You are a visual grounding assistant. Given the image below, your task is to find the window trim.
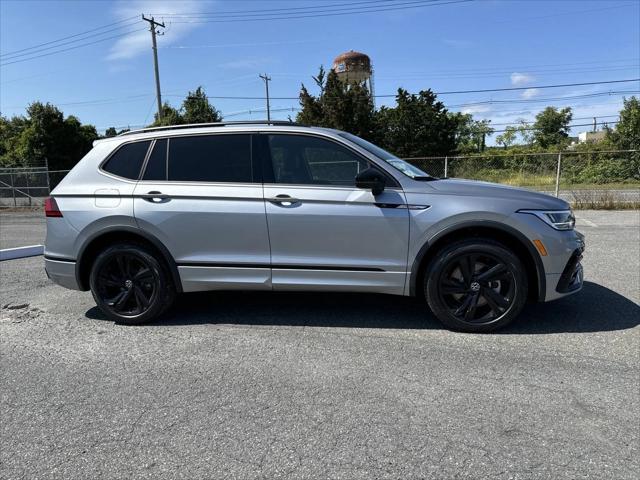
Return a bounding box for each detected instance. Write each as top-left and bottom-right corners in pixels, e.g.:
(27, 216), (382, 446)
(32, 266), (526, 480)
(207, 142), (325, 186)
(259, 132), (401, 189)
(140, 138), (169, 182)
(98, 139), (153, 182)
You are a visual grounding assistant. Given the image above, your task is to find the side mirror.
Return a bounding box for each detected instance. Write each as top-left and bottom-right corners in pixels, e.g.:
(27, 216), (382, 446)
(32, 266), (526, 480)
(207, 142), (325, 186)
(355, 168), (386, 196)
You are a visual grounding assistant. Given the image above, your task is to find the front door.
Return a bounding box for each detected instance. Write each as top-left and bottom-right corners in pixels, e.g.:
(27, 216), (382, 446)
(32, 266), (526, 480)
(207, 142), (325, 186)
(260, 133), (409, 295)
(133, 134), (271, 292)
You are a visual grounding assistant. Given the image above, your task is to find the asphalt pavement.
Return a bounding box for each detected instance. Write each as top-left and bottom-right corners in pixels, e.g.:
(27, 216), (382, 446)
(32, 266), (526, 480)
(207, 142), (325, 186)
(1, 210), (638, 479)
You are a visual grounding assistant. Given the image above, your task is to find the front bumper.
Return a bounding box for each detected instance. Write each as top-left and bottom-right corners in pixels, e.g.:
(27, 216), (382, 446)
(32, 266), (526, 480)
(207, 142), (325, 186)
(543, 231), (585, 302)
(44, 257), (81, 290)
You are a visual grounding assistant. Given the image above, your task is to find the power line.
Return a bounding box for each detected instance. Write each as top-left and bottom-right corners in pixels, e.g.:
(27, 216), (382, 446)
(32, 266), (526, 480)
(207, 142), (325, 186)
(488, 115), (619, 127)
(414, 79), (640, 97)
(157, 79), (640, 100)
(447, 90), (640, 108)
(491, 120), (619, 134)
(151, 0), (408, 16)
(0, 16), (139, 58)
(6, 81), (635, 111)
(0, 28), (147, 67)
(166, 0), (473, 24)
(0, 21), (141, 61)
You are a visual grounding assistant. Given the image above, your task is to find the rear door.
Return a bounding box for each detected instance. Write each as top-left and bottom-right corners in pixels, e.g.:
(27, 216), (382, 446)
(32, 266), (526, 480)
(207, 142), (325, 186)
(260, 133), (409, 295)
(133, 134), (271, 292)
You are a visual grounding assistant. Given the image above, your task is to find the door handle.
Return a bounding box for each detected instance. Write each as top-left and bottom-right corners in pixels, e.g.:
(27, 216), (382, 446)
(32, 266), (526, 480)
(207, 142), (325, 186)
(141, 191), (170, 203)
(267, 194), (300, 206)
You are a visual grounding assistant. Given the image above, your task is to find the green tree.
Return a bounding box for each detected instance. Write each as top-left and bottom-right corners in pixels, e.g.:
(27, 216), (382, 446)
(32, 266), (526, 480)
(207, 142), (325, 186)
(495, 125), (518, 149)
(151, 102), (184, 127)
(448, 113), (494, 153)
(516, 119), (534, 145)
(297, 66), (376, 140)
(0, 102), (97, 170)
(532, 107), (573, 148)
(104, 127), (118, 138)
(375, 89), (457, 157)
(0, 114), (30, 166)
(609, 96), (640, 150)
(182, 86), (222, 124)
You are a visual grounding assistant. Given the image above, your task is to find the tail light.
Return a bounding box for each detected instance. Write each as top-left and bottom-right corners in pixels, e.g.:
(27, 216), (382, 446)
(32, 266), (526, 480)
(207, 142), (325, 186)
(45, 197), (63, 217)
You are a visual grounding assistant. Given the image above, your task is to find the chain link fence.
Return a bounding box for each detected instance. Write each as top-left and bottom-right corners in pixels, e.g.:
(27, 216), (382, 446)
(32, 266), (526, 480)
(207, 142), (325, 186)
(1, 150), (638, 208)
(405, 150), (640, 207)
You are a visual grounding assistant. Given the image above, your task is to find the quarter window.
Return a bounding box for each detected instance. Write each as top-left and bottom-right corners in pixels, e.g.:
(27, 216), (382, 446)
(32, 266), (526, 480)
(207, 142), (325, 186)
(267, 135), (368, 186)
(102, 141), (151, 180)
(168, 134), (252, 183)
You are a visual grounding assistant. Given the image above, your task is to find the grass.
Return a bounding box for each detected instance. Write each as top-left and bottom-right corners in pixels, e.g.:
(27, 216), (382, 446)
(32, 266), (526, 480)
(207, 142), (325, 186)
(569, 190), (640, 210)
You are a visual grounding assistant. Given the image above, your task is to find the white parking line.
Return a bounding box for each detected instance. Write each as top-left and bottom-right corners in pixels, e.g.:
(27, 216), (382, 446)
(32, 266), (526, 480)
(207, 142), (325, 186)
(0, 245), (44, 261)
(576, 216), (598, 227)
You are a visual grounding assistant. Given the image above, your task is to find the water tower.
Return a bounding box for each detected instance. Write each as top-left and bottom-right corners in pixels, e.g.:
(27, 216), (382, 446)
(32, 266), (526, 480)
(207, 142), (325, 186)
(332, 50), (375, 100)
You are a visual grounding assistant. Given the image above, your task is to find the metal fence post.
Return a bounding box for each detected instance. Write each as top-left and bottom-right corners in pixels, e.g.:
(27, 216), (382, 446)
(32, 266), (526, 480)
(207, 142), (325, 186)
(25, 172), (31, 206)
(45, 158), (51, 195)
(554, 152), (562, 198)
(10, 173), (17, 207)
(444, 156), (448, 178)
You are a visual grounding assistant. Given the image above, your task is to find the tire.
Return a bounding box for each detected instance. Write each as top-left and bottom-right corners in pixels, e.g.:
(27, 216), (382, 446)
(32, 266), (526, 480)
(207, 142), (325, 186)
(89, 243), (175, 325)
(424, 238), (528, 333)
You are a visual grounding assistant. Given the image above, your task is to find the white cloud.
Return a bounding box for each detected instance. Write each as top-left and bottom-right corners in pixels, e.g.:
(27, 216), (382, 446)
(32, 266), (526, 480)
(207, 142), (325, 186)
(107, 0), (209, 61)
(521, 88), (540, 99)
(461, 105), (491, 115)
(510, 72), (535, 86)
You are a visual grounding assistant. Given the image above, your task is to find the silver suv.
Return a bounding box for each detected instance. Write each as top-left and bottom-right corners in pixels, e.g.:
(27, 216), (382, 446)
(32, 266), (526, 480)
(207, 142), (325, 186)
(44, 122), (584, 332)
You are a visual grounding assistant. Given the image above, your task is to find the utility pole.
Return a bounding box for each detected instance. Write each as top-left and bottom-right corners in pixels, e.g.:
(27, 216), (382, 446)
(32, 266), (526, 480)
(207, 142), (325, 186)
(142, 15), (165, 122)
(259, 73), (271, 122)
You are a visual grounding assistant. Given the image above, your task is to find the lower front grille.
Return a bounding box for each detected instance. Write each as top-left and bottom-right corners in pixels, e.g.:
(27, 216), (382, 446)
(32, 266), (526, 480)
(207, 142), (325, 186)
(556, 248), (584, 294)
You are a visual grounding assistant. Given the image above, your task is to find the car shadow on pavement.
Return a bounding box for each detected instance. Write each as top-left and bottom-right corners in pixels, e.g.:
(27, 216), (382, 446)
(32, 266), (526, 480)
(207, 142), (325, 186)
(86, 281), (639, 334)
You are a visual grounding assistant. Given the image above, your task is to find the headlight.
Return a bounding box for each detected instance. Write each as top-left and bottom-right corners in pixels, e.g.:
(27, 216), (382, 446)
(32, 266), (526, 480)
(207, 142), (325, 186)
(518, 209), (575, 231)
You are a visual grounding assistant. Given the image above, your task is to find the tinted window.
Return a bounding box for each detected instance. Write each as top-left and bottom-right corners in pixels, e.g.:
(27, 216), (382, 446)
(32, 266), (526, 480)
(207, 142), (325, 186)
(143, 139), (167, 181)
(168, 134), (252, 182)
(102, 141), (151, 180)
(268, 135), (367, 186)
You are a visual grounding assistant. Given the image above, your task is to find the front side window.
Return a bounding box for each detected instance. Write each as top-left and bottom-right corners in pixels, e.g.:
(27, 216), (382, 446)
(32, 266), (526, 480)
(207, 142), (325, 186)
(338, 132), (432, 179)
(102, 140), (151, 180)
(168, 134), (252, 183)
(267, 134), (367, 186)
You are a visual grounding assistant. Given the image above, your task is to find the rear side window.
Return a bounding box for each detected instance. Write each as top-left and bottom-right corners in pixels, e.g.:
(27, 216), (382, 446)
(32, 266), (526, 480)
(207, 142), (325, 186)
(142, 139), (167, 181)
(102, 141), (151, 180)
(168, 134), (252, 183)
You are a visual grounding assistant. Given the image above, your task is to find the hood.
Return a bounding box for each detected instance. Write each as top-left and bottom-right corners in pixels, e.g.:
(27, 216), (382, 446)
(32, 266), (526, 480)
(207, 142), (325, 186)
(418, 178), (570, 210)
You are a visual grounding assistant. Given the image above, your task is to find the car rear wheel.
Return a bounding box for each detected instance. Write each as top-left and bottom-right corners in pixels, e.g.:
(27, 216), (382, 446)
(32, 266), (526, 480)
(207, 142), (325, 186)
(89, 243), (175, 325)
(424, 239), (528, 332)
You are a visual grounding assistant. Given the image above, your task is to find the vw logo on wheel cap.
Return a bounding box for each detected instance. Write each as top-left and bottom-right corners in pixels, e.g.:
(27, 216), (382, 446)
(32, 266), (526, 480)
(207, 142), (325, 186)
(470, 281), (481, 292)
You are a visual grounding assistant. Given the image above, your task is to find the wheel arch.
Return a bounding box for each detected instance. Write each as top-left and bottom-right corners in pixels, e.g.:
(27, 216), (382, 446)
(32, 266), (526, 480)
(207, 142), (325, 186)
(75, 226), (182, 293)
(409, 221), (545, 302)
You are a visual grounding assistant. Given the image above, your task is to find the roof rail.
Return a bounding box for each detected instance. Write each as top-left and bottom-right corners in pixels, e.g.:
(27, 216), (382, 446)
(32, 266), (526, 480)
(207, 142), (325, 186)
(118, 120), (307, 136)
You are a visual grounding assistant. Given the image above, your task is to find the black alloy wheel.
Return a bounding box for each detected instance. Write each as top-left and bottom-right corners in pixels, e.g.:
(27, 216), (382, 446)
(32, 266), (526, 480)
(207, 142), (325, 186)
(439, 252), (516, 323)
(90, 244), (175, 324)
(425, 239), (528, 332)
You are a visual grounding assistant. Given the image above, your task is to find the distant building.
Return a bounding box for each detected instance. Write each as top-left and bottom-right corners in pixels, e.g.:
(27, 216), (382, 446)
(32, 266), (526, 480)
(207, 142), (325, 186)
(578, 130), (606, 143)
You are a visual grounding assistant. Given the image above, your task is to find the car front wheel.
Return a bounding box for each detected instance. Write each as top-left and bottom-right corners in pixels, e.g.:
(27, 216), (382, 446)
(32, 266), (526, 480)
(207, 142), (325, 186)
(424, 239), (528, 332)
(89, 243), (175, 325)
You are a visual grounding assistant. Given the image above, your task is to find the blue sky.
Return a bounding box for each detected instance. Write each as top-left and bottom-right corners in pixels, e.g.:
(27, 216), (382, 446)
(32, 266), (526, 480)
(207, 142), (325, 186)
(1, 0), (639, 141)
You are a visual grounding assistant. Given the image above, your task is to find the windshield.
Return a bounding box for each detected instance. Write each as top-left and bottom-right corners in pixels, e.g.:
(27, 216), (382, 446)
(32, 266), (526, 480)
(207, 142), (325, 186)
(338, 132), (432, 179)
